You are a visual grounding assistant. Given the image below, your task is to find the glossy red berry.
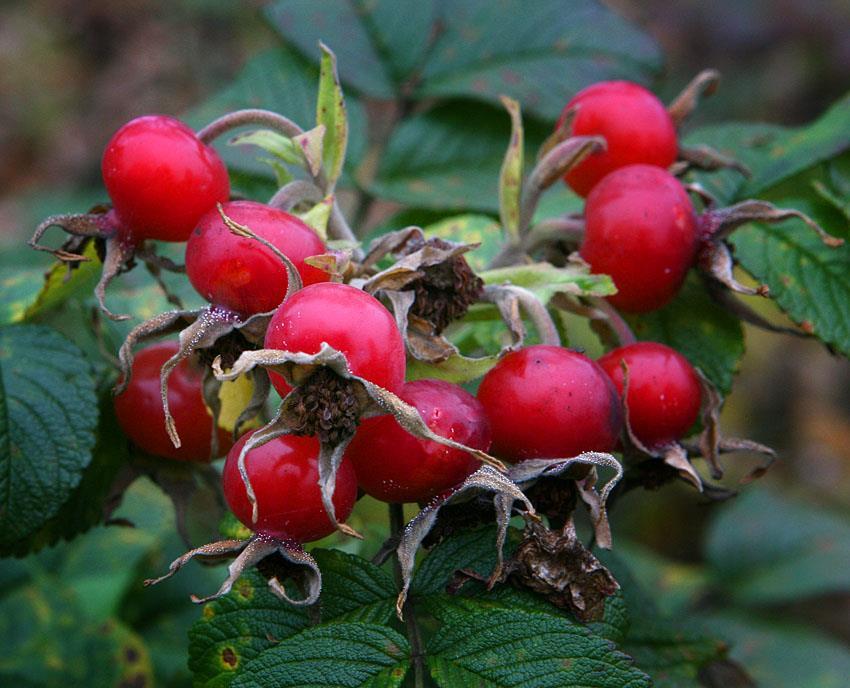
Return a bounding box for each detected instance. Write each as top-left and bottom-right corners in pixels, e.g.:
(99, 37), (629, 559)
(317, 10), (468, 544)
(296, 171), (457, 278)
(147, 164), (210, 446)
(558, 81), (677, 197)
(580, 164), (698, 313)
(477, 345), (622, 462)
(222, 431), (357, 543)
(598, 342), (701, 449)
(102, 115), (230, 242)
(114, 341), (231, 461)
(264, 282), (406, 397)
(348, 379), (490, 503)
(186, 201), (328, 317)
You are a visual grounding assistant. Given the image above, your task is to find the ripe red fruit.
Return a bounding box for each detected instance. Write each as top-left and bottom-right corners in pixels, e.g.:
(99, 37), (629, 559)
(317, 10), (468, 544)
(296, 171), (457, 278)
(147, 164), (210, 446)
(222, 431), (357, 542)
(598, 342), (701, 449)
(186, 201), (328, 317)
(477, 345), (622, 462)
(580, 164), (698, 313)
(558, 81), (677, 197)
(114, 341), (231, 461)
(102, 115), (230, 242)
(264, 283), (406, 397)
(347, 379), (490, 503)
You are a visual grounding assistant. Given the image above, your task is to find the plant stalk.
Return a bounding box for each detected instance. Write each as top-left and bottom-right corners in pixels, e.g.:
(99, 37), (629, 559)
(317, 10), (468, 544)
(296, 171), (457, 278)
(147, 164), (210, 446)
(390, 503), (426, 688)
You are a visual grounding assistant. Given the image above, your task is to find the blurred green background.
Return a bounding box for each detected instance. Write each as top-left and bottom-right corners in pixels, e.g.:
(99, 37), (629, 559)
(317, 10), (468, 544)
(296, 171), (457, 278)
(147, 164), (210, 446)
(1, 1), (850, 685)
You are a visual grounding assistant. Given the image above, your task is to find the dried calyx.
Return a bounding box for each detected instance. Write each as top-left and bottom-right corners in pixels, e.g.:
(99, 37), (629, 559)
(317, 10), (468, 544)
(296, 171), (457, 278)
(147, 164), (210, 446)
(404, 237), (484, 334)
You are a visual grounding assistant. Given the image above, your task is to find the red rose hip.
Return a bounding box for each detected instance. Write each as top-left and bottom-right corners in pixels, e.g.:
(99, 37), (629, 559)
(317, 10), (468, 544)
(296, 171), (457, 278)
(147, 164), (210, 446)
(264, 282), (406, 397)
(477, 345), (622, 462)
(348, 379), (491, 503)
(114, 341), (232, 461)
(598, 341), (701, 449)
(223, 431), (357, 543)
(186, 200), (328, 317)
(102, 115), (230, 242)
(580, 164), (698, 313)
(558, 81), (677, 197)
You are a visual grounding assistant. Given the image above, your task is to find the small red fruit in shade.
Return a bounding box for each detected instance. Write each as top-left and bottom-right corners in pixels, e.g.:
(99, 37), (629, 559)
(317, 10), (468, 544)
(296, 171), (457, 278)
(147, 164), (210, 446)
(186, 201), (328, 317)
(580, 164), (698, 313)
(102, 115), (230, 242)
(558, 81), (677, 197)
(348, 379), (491, 503)
(477, 345), (622, 462)
(222, 431), (357, 543)
(264, 282), (406, 397)
(114, 341), (231, 461)
(598, 341), (702, 449)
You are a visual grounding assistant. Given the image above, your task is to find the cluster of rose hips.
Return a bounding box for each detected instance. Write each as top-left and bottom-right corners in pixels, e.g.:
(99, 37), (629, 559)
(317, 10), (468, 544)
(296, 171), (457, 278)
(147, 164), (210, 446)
(33, 69), (834, 607)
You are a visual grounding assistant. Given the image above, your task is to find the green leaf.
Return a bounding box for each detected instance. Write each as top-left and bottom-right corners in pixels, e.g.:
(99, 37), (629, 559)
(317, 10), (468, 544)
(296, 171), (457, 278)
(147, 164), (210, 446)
(0, 325), (98, 554)
(371, 102), (549, 212)
(705, 487), (850, 605)
(228, 129), (305, 166)
(697, 612), (850, 688)
(406, 351), (501, 385)
(423, 213), (502, 271)
(729, 194), (850, 356)
(628, 276), (744, 396)
(231, 623), (410, 688)
(266, 0), (661, 120)
(188, 569), (310, 688)
(0, 267), (44, 325)
(312, 549), (396, 624)
(189, 48), (366, 183)
(413, 525), (520, 597)
(424, 596), (651, 688)
(316, 43), (349, 189)
(4, 394), (129, 555)
(498, 96), (523, 239)
(481, 262), (616, 302)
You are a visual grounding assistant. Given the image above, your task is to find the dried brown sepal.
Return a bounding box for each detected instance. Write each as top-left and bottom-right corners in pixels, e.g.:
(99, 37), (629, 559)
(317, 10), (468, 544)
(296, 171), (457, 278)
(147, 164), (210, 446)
(215, 344), (506, 536)
(700, 200), (843, 247)
(144, 533), (322, 606)
(703, 279), (811, 338)
(201, 370), (224, 461)
(699, 241), (769, 297)
(620, 362), (705, 490)
(696, 368), (724, 480)
(481, 283), (560, 347)
(519, 135), (606, 231)
(395, 466), (536, 619)
(677, 144), (751, 178)
(667, 69), (721, 126)
(29, 208), (142, 320)
(507, 453), (623, 549)
(536, 107), (576, 162)
(505, 518), (619, 622)
(304, 249), (356, 282)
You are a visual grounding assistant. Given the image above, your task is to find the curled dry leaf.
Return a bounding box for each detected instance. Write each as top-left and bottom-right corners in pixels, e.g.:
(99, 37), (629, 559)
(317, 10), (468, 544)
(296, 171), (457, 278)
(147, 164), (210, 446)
(215, 343), (506, 538)
(145, 533), (322, 606)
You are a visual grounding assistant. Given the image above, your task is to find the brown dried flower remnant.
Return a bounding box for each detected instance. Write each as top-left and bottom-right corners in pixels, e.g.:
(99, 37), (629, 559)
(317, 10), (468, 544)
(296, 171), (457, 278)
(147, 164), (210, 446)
(404, 237), (484, 333)
(286, 367), (362, 445)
